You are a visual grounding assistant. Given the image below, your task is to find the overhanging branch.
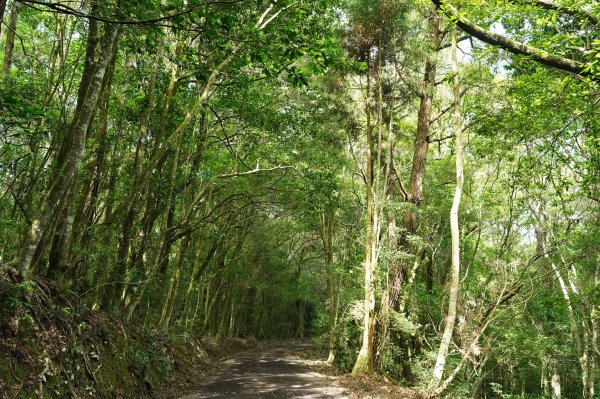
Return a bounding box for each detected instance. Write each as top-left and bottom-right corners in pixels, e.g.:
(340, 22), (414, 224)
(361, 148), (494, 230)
(515, 0), (599, 25)
(217, 165), (296, 178)
(431, 0), (596, 80)
(17, 0), (245, 26)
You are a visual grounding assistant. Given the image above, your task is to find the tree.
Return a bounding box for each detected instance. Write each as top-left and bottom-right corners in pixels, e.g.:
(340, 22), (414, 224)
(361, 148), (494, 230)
(431, 25), (464, 387)
(431, 0), (600, 80)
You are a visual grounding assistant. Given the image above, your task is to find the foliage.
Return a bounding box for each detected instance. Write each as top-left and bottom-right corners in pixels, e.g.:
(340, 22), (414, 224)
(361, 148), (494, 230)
(0, 0), (598, 397)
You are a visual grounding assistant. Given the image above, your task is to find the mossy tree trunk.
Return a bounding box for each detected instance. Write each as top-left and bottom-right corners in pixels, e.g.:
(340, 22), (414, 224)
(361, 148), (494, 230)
(15, 2), (120, 279)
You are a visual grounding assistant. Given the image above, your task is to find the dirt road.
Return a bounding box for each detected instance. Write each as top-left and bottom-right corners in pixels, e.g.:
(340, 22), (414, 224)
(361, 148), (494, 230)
(181, 344), (348, 398)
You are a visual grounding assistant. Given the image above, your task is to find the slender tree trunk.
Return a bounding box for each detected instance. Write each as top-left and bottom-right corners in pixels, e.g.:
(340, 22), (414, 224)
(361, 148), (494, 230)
(591, 258), (600, 394)
(47, 184), (75, 282)
(321, 207), (337, 364)
(203, 247), (229, 333)
(243, 287), (256, 337)
(203, 283), (211, 329)
(110, 38), (240, 304)
(296, 299), (305, 338)
(551, 367), (561, 399)
(124, 139), (184, 321)
(109, 5), (283, 299)
(381, 10), (440, 379)
(547, 248), (588, 398)
(71, 48), (122, 255)
(15, 10), (119, 279)
(108, 52), (168, 308)
(205, 282), (224, 333)
(181, 238), (220, 324)
(432, 26), (463, 385)
(0, 0), (7, 33)
(222, 290), (235, 338)
(21, 9), (99, 275)
(49, 41), (119, 285)
(159, 238), (188, 331)
(566, 258), (597, 399)
(2, 1), (19, 78)
(352, 63), (375, 376)
(401, 10), (440, 234)
(541, 361), (550, 397)
(227, 286), (238, 337)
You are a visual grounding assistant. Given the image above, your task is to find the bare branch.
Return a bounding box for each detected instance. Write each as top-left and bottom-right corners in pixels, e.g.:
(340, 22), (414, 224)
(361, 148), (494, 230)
(427, 133), (455, 143)
(217, 165), (296, 178)
(17, 0), (245, 26)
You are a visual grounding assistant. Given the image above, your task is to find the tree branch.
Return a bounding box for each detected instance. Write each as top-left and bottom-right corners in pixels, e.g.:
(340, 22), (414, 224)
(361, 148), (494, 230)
(17, 0), (245, 26)
(431, 0), (596, 80)
(438, 34), (471, 50)
(513, 0), (598, 25)
(217, 165), (296, 178)
(391, 158), (408, 201)
(427, 133), (455, 143)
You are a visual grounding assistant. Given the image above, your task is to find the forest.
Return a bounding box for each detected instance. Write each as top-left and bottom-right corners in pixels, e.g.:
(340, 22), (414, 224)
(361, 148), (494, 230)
(0, 0), (598, 398)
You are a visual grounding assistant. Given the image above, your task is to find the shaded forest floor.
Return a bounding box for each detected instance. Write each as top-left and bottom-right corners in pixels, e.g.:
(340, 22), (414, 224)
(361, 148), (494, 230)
(294, 348), (422, 399)
(181, 343), (347, 398)
(0, 272), (421, 399)
(181, 342), (422, 399)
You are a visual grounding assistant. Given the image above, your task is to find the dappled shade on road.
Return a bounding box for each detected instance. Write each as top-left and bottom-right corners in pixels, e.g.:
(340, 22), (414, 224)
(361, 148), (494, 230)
(182, 345), (348, 399)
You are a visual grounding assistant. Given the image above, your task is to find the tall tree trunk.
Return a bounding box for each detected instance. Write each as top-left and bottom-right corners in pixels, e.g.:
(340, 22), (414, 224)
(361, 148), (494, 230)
(181, 237), (220, 325)
(547, 248), (587, 397)
(109, 39), (233, 304)
(124, 136), (184, 320)
(15, 8), (119, 279)
(0, 0), (7, 33)
(541, 361), (550, 397)
(296, 299), (305, 338)
(381, 10), (440, 380)
(70, 48), (122, 259)
(533, 202), (595, 399)
(432, 26), (463, 385)
(352, 59), (376, 376)
(321, 206), (337, 364)
(551, 367), (561, 399)
(401, 10), (440, 235)
(107, 52), (170, 308)
(47, 184), (76, 283)
(592, 257), (600, 394)
(49, 42), (119, 286)
(159, 238), (189, 331)
(1, 1), (19, 78)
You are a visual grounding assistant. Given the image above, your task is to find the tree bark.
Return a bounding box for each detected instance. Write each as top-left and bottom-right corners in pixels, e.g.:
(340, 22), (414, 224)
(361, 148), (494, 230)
(431, 0), (595, 79)
(402, 9), (440, 234)
(352, 65), (376, 376)
(0, 0), (7, 34)
(15, 7), (119, 279)
(2, 1), (19, 78)
(321, 207), (337, 364)
(432, 26), (463, 385)
(433, 28), (464, 385)
(386, 7), (440, 319)
(374, 4), (440, 383)
(550, 367), (561, 399)
(159, 238), (188, 331)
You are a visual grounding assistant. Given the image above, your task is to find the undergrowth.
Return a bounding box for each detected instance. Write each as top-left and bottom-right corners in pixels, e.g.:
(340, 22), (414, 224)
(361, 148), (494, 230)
(0, 272), (257, 398)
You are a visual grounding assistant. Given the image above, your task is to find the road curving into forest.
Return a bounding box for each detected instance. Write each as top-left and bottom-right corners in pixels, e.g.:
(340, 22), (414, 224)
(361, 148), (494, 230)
(181, 344), (348, 399)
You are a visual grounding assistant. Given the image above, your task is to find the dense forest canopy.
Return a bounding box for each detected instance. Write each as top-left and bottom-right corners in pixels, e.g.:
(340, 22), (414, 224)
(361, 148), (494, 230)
(0, 0), (598, 397)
